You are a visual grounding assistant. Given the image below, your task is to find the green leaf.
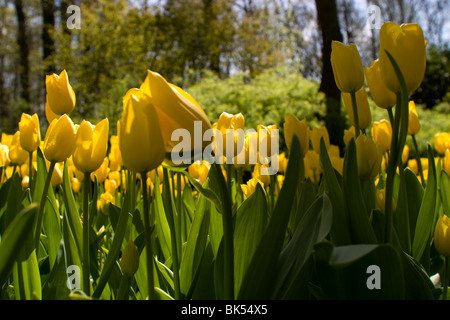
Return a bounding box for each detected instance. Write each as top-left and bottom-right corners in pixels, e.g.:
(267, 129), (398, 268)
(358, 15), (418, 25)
(237, 135), (302, 299)
(13, 250), (42, 300)
(61, 160), (83, 254)
(319, 138), (351, 245)
(273, 193), (332, 299)
(404, 168), (424, 242)
(394, 170), (411, 254)
(179, 189), (211, 298)
(440, 171), (450, 217)
(233, 183), (268, 295)
(342, 139), (377, 244)
(412, 145), (438, 262)
(0, 203), (38, 286)
(152, 172), (172, 262)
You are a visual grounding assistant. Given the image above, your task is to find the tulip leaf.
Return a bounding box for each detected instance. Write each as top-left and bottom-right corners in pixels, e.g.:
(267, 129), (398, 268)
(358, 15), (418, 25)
(404, 168), (424, 242)
(61, 160), (83, 254)
(342, 139), (377, 244)
(152, 172), (172, 262)
(233, 183), (268, 295)
(0, 203), (37, 286)
(319, 138), (351, 245)
(273, 193), (332, 299)
(412, 145), (438, 263)
(13, 249), (42, 300)
(440, 171), (450, 217)
(237, 135), (301, 299)
(393, 170), (411, 254)
(179, 188), (211, 298)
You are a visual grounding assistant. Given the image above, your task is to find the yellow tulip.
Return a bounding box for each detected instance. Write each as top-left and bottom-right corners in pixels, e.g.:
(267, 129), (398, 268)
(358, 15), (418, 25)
(241, 177), (264, 200)
(252, 163), (271, 186)
(97, 192), (115, 215)
(51, 162), (63, 187)
(343, 126), (361, 146)
(0, 144), (10, 167)
(310, 126), (330, 154)
(342, 87), (372, 130)
(73, 119), (109, 173)
(407, 101), (421, 135)
(216, 112), (245, 159)
(19, 113), (41, 153)
(71, 177), (81, 193)
(45, 70), (76, 115)
(355, 134), (383, 180)
(105, 178), (117, 195)
(188, 160), (211, 185)
(119, 88), (165, 173)
(434, 132), (450, 155)
(43, 114), (77, 163)
(376, 188), (395, 213)
(277, 152), (288, 174)
(90, 157), (110, 183)
(379, 22), (426, 93)
(8, 131), (28, 165)
(330, 41), (364, 93)
(257, 124), (278, 158)
(233, 131), (256, 168)
(120, 240), (140, 276)
(139, 70), (212, 154)
(365, 59), (396, 109)
(304, 150), (322, 184)
(434, 215), (450, 257)
(443, 150), (450, 176)
(284, 114), (310, 156)
(108, 135), (123, 171)
(372, 119), (392, 153)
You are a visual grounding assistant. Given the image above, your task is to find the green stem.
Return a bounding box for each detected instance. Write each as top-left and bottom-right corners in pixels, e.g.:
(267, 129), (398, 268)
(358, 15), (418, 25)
(350, 90), (360, 138)
(34, 160), (56, 256)
(444, 256), (449, 300)
(387, 107), (394, 127)
(141, 172), (154, 300)
(117, 275), (131, 300)
(82, 172), (91, 296)
(384, 92), (403, 244)
(412, 134), (425, 187)
(28, 152), (33, 192)
(222, 164), (234, 300)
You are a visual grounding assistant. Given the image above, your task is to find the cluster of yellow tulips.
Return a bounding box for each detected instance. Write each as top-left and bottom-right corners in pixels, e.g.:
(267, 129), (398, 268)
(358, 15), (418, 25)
(1, 20), (450, 301)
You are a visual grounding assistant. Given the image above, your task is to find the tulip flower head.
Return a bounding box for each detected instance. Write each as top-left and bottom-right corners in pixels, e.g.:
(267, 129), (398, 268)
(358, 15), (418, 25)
(73, 118), (109, 173)
(355, 134), (383, 180)
(43, 114), (77, 163)
(310, 126), (330, 154)
(8, 131), (28, 165)
(434, 132), (450, 155)
(19, 113), (41, 153)
(119, 88), (165, 173)
(0, 144), (10, 167)
(331, 41), (364, 93)
(365, 59), (396, 109)
(435, 215), (450, 257)
(284, 114), (310, 156)
(241, 177), (264, 200)
(372, 119), (392, 153)
(342, 87), (372, 130)
(407, 101), (421, 135)
(45, 70), (76, 116)
(379, 22), (427, 93)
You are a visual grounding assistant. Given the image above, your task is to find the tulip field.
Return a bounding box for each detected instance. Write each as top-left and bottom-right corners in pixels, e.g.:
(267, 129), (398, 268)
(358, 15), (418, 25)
(1, 21), (450, 303)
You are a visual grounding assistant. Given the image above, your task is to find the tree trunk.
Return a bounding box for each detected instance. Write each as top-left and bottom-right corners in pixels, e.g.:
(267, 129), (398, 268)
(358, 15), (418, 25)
(42, 0), (56, 76)
(14, 0), (31, 109)
(315, 0), (345, 150)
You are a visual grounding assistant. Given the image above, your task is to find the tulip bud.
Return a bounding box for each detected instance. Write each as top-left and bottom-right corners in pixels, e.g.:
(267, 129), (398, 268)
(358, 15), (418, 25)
(342, 87), (372, 130)
(73, 119), (109, 173)
(45, 70), (76, 115)
(139, 70), (212, 155)
(310, 126), (330, 154)
(284, 114), (310, 156)
(434, 132), (450, 155)
(379, 22), (427, 93)
(444, 150), (450, 176)
(304, 150), (322, 183)
(120, 240), (140, 277)
(407, 101), (421, 135)
(372, 119), (392, 153)
(51, 162), (63, 187)
(343, 126), (361, 146)
(435, 215), (450, 257)
(0, 144), (10, 167)
(9, 131), (28, 165)
(241, 177), (264, 200)
(257, 124), (278, 158)
(90, 157), (110, 183)
(355, 134), (383, 180)
(119, 88), (165, 173)
(43, 114), (77, 163)
(365, 59), (396, 109)
(19, 113), (41, 153)
(252, 163), (271, 186)
(188, 160), (211, 185)
(216, 112), (245, 159)
(330, 41), (364, 93)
